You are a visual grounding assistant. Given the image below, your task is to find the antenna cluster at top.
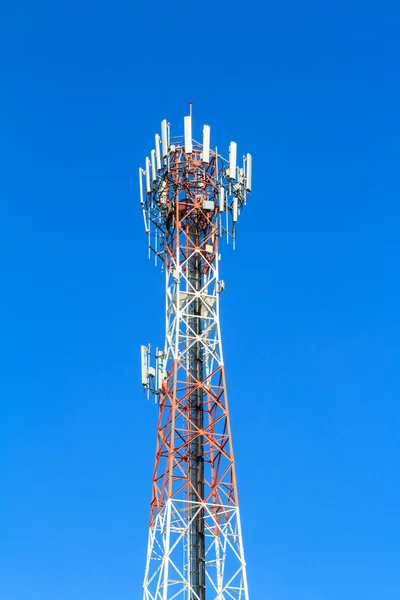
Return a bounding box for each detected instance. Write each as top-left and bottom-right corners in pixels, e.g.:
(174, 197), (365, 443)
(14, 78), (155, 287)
(139, 113), (253, 262)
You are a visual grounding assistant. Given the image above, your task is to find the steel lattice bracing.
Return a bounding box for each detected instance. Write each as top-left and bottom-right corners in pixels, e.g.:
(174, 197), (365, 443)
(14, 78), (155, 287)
(140, 116), (252, 600)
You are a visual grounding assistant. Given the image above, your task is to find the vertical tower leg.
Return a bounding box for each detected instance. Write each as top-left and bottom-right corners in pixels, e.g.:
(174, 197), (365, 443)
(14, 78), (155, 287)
(188, 221), (205, 600)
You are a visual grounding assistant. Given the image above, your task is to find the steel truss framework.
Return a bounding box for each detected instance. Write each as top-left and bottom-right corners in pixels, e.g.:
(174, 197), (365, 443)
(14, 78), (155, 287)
(140, 120), (251, 600)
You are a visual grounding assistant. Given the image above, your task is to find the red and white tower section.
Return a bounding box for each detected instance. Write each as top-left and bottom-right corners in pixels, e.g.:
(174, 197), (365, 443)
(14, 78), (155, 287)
(139, 112), (253, 600)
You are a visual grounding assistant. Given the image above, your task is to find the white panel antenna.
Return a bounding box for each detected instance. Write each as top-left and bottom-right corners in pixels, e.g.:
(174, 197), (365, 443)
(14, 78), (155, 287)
(232, 196), (238, 222)
(155, 134), (161, 171)
(145, 157), (151, 194)
(184, 116), (192, 154)
(160, 181), (167, 206)
(141, 345), (149, 386)
(151, 150), (157, 182)
(202, 125), (210, 163)
(161, 119), (168, 158)
(139, 167), (144, 205)
(219, 187), (225, 212)
(229, 142), (237, 179)
(246, 153), (252, 192)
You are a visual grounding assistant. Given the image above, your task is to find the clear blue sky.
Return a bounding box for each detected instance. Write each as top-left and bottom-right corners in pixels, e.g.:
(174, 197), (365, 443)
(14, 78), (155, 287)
(1, 1), (400, 599)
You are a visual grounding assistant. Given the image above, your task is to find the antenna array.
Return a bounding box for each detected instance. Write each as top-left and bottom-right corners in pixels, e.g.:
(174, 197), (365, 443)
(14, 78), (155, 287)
(139, 117), (252, 265)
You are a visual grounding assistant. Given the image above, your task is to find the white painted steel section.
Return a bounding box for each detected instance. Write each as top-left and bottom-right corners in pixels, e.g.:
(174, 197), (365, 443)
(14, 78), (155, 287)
(163, 239), (224, 369)
(143, 500), (249, 600)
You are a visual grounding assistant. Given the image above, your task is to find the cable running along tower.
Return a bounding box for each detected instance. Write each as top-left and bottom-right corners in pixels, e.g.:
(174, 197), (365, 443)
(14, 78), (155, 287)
(139, 110), (252, 600)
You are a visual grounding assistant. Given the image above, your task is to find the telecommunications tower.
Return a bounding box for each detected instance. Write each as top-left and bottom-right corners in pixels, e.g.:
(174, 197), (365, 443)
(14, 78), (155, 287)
(139, 107), (252, 600)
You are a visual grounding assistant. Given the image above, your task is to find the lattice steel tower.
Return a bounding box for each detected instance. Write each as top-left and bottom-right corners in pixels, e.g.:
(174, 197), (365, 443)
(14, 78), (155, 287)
(139, 107), (252, 600)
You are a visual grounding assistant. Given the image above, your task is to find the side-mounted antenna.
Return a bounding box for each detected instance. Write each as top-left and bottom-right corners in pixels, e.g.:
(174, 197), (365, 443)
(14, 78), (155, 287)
(141, 344), (150, 386)
(140, 344), (166, 402)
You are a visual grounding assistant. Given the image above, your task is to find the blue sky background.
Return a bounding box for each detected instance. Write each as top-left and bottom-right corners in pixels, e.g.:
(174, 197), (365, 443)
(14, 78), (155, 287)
(1, 1), (400, 598)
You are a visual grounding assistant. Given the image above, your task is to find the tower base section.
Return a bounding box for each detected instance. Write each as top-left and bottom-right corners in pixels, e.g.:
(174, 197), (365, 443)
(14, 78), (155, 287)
(143, 499), (249, 600)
